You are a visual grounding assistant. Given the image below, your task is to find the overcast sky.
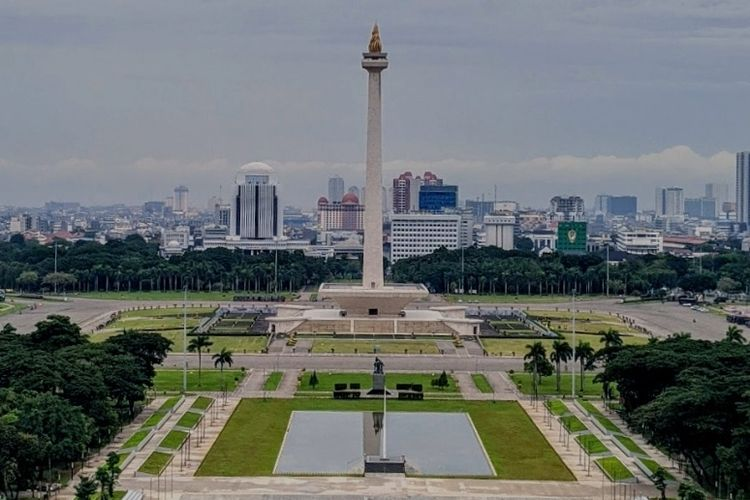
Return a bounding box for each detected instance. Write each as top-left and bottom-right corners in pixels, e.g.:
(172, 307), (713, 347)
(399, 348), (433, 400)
(1, 0), (748, 210)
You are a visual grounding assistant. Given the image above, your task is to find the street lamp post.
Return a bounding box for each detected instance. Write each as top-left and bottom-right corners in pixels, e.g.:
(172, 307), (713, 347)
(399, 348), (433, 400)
(182, 286), (188, 394)
(571, 288), (576, 400)
(273, 237), (279, 295)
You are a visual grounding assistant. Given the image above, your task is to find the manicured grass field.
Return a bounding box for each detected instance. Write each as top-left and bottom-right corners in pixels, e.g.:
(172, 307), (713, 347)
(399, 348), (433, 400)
(471, 373), (493, 393)
(640, 458), (675, 481)
(160, 396), (182, 412)
(138, 451), (173, 475)
(615, 435), (648, 456)
(141, 411), (167, 429)
(159, 430), (188, 450)
(75, 291), (295, 301)
(596, 456), (634, 481)
(115, 453), (130, 467)
(560, 415), (587, 433)
(191, 396), (214, 411)
(263, 372), (283, 391)
(545, 400), (570, 416)
(593, 414), (623, 434)
(153, 369), (245, 392)
(121, 429), (150, 449)
(297, 371), (458, 393)
(197, 399), (574, 480)
(311, 339), (440, 354)
(93, 329), (267, 352)
(444, 294), (604, 304)
(176, 412), (202, 429)
(482, 331), (648, 357)
(509, 372), (604, 396)
(575, 433), (608, 455)
(577, 398), (603, 416)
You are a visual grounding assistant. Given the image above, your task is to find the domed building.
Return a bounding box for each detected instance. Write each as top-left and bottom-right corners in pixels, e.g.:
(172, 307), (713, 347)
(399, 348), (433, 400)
(230, 162), (280, 240)
(317, 192), (364, 232)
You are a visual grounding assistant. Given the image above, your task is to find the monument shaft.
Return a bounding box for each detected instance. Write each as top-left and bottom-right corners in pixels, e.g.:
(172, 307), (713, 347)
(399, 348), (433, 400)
(362, 34), (388, 289)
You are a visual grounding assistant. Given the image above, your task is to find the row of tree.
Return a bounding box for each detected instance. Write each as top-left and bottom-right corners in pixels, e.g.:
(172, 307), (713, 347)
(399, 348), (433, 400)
(392, 246), (750, 295)
(4, 236), (750, 296)
(0, 315), (171, 499)
(598, 327), (748, 498)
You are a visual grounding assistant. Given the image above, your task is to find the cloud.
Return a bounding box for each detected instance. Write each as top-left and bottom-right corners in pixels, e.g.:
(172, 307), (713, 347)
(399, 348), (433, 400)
(0, 146), (735, 211)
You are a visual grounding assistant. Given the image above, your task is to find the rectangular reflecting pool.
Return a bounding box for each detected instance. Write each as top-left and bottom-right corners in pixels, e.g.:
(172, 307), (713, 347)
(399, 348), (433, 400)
(274, 411), (494, 477)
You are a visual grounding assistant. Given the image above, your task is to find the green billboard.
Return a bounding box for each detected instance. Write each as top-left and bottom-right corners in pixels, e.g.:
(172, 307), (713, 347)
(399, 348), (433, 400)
(557, 221), (587, 254)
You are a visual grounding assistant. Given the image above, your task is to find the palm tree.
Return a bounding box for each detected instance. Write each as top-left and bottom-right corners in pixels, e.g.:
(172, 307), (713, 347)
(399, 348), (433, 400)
(725, 325), (746, 344)
(524, 342), (547, 399)
(600, 328), (623, 348)
(212, 347), (234, 392)
(187, 334), (213, 387)
(550, 340), (573, 393)
(575, 341), (595, 393)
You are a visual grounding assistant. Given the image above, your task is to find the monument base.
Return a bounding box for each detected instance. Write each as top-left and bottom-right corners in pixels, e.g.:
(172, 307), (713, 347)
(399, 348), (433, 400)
(318, 282), (428, 316)
(364, 455), (406, 474)
(367, 372), (391, 395)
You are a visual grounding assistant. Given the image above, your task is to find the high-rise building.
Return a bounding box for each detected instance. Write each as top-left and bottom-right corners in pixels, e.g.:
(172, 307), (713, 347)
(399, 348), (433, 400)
(230, 162), (279, 239)
(615, 230), (663, 255)
(482, 215), (515, 250)
(705, 183), (729, 218)
(736, 152), (750, 225)
(143, 201), (165, 216)
(609, 196), (637, 216)
(173, 185), (189, 213)
(317, 193), (364, 231)
(685, 197), (716, 219)
(392, 171), (443, 213)
(550, 196), (585, 221)
(347, 185), (360, 198)
(390, 212), (471, 262)
(419, 185), (458, 212)
(328, 176), (345, 204)
(215, 204), (231, 226)
(655, 187), (684, 218)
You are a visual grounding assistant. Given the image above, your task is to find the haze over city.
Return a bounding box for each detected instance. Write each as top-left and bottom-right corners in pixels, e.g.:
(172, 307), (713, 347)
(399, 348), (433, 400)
(1, 0), (748, 207)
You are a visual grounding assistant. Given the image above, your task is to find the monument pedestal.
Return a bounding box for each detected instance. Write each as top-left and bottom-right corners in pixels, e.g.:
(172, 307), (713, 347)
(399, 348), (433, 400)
(367, 372), (391, 396)
(364, 455), (405, 474)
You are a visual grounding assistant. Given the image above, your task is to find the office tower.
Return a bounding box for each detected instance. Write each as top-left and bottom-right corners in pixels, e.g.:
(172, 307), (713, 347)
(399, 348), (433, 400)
(482, 215), (515, 250)
(230, 162), (279, 239)
(317, 193), (364, 231)
(705, 183), (729, 218)
(550, 196), (585, 221)
(328, 175), (345, 204)
(593, 195), (610, 215)
(736, 152), (750, 224)
(684, 198), (716, 219)
(173, 185), (189, 213)
(143, 201), (165, 216)
(419, 185), (458, 212)
(655, 187), (684, 217)
(392, 171), (444, 213)
(390, 212), (471, 262)
(215, 204), (231, 226)
(609, 196), (637, 216)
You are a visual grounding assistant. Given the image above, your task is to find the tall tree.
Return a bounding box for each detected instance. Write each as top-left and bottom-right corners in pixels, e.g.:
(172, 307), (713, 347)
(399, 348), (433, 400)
(549, 340), (573, 393)
(212, 348), (234, 392)
(74, 475), (98, 500)
(187, 335), (213, 387)
(524, 342), (548, 399)
(725, 325), (746, 344)
(574, 341), (595, 392)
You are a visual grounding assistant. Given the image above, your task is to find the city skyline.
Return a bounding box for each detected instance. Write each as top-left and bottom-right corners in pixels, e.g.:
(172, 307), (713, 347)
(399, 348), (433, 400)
(0, 1), (747, 208)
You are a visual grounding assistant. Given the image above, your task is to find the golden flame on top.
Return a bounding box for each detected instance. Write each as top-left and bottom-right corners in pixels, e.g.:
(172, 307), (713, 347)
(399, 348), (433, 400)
(368, 23), (382, 53)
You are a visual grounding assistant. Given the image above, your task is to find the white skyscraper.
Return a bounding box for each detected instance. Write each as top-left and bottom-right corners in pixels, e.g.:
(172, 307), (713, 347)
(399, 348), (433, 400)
(231, 162), (279, 239)
(705, 183), (729, 217)
(736, 152), (750, 224)
(655, 187), (684, 218)
(328, 175), (345, 203)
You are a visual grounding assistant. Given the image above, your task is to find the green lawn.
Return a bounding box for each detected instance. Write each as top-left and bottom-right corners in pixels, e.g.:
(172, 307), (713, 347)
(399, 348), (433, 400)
(153, 369), (245, 392)
(75, 291), (295, 301)
(593, 414), (623, 434)
(196, 399), (574, 480)
(160, 396), (182, 412)
(311, 339), (440, 354)
(577, 398), (604, 416)
(297, 372), (458, 393)
(640, 458), (675, 481)
(545, 400), (570, 416)
(575, 433), (608, 455)
(483, 331), (648, 357)
(263, 372), (283, 391)
(444, 294), (604, 304)
(121, 429), (151, 449)
(509, 372), (604, 396)
(596, 456), (634, 481)
(176, 412), (202, 429)
(138, 451), (174, 475)
(141, 411), (167, 429)
(159, 430), (188, 450)
(0, 302), (26, 317)
(560, 415), (587, 433)
(115, 453), (130, 468)
(471, 373), (493, 393)
(92, 328), (267, 352)
(191, 396), (214, 411)
(615, 435), (648, 457)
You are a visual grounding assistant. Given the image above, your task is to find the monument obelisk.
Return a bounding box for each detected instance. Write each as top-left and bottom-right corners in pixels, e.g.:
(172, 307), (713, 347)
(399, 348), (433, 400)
(362, 24), (387, 289)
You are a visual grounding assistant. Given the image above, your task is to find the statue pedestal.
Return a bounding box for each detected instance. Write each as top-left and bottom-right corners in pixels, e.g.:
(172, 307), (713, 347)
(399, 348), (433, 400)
(367, 373), (390, 395)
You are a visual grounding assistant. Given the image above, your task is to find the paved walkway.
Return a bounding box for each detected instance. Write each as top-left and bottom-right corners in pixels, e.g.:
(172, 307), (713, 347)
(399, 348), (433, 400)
(485, 371), (519, 400)
(234, 369), (301, 398)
